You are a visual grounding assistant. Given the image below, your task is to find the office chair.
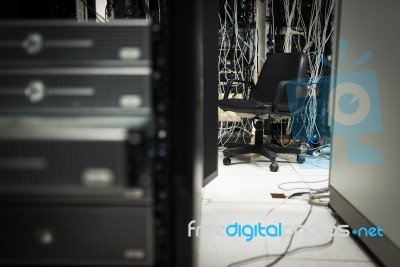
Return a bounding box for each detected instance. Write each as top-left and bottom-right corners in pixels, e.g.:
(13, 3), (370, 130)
(218, 52), (308, 172)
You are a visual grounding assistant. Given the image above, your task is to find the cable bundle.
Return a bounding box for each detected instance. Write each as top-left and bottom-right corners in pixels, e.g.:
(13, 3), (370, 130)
(271, 0), (335, 142)
(218, 0), (258, 146)
(300, 0), (335, 140)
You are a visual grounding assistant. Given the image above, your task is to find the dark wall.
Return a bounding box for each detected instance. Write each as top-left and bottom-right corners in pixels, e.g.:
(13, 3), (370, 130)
(203, 0), (219, 185)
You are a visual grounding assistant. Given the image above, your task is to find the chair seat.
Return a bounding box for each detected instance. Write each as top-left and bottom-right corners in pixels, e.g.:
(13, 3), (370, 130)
(218, 99), (273, 116)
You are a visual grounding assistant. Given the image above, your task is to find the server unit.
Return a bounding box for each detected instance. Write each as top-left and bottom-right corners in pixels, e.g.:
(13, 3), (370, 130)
(0, 117), (153, 203)
(0, 205), (154, 266)
(0, 20), (155, 266)
(0, 20), (151, 65)
(0, 70), (151, 115)
(0, 21), (152, 116)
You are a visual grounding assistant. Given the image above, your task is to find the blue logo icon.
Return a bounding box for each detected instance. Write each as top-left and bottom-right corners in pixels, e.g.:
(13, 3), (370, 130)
(288, 40), (382, 167)
(330, 41), (382, 164)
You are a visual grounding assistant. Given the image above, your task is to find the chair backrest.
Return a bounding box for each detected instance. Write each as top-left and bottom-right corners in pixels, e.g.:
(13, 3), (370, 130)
(251, 52), (308, 104)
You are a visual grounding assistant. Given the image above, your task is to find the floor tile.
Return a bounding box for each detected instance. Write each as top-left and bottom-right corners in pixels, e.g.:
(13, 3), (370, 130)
(278, 175), (330, 193)
(199, 149), (376, 267)
(203, 174), (307, 204)
(199, 202), (373, 264)
(289, 156), (330, 176)
(200, 256), (376, 267)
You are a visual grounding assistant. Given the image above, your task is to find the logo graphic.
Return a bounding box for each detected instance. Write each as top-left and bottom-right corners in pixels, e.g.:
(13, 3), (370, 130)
(351, 226), (383, 237)
(288, 40), (382, 166)
(188, 220), (384, 242)
(330, 41), (382, 164)
(333, 82), (370, 126)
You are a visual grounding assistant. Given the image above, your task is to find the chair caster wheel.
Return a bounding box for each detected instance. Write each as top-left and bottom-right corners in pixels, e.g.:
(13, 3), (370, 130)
(270, 162), (279, 172)
(297, 155), (305, 164)
(223, 157), (231, 165)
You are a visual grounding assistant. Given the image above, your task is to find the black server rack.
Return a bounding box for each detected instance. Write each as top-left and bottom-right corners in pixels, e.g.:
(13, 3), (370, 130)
(0, 20), (155, 266)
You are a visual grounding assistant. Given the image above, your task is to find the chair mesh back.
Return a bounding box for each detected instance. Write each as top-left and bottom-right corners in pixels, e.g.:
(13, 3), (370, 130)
(251, 53), (307, 103)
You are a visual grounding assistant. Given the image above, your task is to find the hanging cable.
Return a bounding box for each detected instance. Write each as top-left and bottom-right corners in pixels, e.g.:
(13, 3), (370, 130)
(218, 0), (258, 146)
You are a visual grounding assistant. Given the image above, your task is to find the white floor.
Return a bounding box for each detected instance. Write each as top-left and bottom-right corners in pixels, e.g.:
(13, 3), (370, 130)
(199, 152), (377, 267)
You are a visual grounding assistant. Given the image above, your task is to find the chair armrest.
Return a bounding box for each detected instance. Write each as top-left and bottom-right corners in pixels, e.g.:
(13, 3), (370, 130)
(273, 80), (309, 114)
(224, 79), (256, 99)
